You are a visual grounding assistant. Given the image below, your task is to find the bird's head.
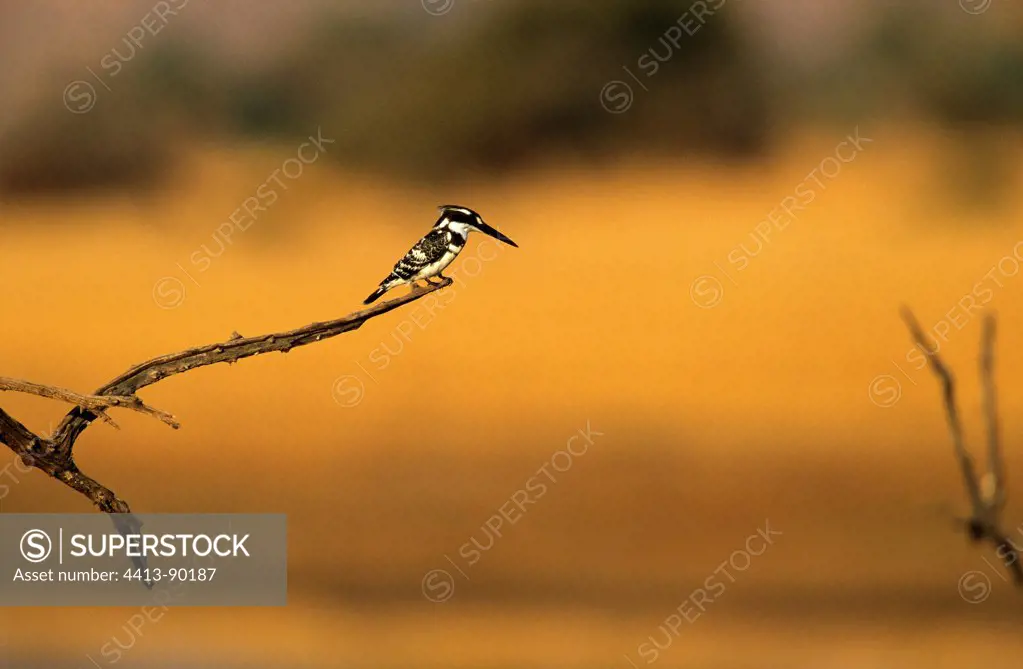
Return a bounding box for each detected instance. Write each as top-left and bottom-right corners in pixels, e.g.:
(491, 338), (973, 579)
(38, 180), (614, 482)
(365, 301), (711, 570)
(437, 205), (518, 248)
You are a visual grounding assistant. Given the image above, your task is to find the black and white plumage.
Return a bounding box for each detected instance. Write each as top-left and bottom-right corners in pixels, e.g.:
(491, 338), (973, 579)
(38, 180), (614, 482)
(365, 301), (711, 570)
(363, 205), (518, 304)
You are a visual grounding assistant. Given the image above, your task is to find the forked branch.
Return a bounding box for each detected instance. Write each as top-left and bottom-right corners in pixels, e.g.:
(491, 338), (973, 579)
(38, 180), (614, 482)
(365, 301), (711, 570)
(902, 306), (1020, 585)
(0, 377), (179, 430)
(0, 280), (452, 514)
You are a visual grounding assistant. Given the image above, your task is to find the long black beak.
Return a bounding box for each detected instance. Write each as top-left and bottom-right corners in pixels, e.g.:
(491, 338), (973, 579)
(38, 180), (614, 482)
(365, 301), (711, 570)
(476, 221), (518, 248)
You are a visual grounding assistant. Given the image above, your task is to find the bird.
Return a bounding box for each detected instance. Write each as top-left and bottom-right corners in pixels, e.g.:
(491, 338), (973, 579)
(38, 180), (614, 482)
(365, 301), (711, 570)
(363, 205), (518, 305)
(903, 308), (1022, 586)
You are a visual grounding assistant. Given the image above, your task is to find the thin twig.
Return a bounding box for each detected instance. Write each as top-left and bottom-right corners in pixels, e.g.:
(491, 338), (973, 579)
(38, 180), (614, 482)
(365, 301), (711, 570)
(903, 307), (1021, 587)
(980, 314), (1005, 511)
(0, 377), (178, 429)
(900, 306), (982, 513)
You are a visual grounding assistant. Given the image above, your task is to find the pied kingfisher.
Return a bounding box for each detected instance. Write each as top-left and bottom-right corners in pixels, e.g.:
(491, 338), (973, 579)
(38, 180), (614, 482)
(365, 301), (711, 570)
(363, 205), (518, 304)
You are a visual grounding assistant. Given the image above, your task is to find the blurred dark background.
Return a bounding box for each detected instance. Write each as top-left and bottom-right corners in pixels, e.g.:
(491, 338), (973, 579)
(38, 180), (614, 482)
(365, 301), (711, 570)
(2, 0), (1022, 196)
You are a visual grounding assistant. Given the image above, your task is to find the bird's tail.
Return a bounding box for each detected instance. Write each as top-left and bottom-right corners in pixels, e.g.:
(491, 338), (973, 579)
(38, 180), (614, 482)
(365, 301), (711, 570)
(363, 286), (388, 305)
(364, 275), (399, 304)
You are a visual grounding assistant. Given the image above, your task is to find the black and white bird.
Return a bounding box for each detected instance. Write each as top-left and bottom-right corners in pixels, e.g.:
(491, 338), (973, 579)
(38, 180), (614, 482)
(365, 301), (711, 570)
(363, 205), (518, 304)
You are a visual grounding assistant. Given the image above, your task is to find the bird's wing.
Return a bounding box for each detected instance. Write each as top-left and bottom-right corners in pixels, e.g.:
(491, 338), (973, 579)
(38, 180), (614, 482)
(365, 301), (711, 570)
(979, 315), (1006, 511)
(992, 533), (1023, 586)
(392, 229), (450, 280)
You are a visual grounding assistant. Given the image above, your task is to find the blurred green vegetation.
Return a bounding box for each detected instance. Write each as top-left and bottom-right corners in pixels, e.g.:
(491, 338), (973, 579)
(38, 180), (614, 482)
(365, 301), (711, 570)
(1, 0), (1021, 197)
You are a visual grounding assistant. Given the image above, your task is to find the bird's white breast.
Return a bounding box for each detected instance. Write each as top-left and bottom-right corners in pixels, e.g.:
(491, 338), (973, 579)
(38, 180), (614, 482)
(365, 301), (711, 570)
(411, 248), (459, 280)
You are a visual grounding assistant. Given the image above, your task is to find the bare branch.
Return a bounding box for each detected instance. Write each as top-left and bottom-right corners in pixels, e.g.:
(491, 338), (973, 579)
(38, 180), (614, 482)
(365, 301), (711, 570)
(980, 314), (1005, 510)
(900, 306), (983, 512)
(0, 406), (40, 449)
(906, 307), (1020, 587)
(0, 377), (178, 430)
(993, 532), (1023, 585)
(0, 279), (452, 515)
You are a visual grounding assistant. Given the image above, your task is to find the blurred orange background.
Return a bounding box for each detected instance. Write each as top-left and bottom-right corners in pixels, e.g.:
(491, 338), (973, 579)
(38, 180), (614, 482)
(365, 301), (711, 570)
(2, 1), (1023, 668)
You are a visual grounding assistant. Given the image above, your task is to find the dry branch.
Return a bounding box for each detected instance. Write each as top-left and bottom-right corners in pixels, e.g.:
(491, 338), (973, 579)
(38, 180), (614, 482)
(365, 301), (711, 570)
(980, 317), (1005, 512)
(900, 306), (983, 511)
(0, 377), (178, 429)
(0, 279), (452, 515)
(902, 306), (1021, 585)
